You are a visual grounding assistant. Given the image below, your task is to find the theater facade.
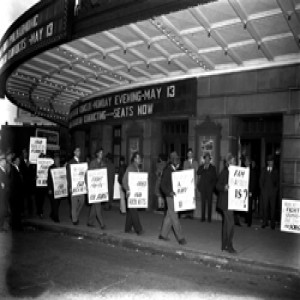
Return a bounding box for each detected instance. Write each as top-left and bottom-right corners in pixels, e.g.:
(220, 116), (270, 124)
(1, 0), (300, 206)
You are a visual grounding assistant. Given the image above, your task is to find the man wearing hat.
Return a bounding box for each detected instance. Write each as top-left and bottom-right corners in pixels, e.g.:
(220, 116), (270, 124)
(159, 151), (187, 245)
(0, 151), (9, 232)
(197, 152), (217, 222)
(182, 148), (199, 219)
(260, 155), (279, 229)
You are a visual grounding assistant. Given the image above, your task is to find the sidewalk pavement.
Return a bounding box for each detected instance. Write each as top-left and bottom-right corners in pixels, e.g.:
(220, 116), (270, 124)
(24, 199), (300, 278)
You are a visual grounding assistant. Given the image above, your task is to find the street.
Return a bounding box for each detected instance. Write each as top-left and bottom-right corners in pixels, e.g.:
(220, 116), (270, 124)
(0, 230), (298, 300)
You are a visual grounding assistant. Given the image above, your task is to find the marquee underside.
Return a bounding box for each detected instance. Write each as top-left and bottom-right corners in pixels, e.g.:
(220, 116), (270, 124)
(4, 0), (300, 125)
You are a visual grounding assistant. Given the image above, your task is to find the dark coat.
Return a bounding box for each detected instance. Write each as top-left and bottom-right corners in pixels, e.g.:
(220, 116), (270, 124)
(118, 164), (127, 186)
(216, 166), (229, 211)
(9, 164), (24, 204)
(197, 164), (217, 193)
(0, 167), (9, 225)
(260, 167), (279, 197)
(66, 157), (80, 191)
(160, 163), (176, 198)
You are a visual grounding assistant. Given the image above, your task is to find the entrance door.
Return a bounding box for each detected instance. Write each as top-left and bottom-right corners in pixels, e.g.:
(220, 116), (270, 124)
(162, 120), (188, 163)
(239, 115), (282, 221)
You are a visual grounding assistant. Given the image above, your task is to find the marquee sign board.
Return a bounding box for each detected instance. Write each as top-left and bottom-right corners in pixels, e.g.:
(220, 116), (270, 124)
(69, 78), (197, 128)
(0, 0), (73, 95)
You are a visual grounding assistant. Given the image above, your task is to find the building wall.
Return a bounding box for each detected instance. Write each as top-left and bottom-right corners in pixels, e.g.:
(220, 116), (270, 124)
(195, 64), (300, 200)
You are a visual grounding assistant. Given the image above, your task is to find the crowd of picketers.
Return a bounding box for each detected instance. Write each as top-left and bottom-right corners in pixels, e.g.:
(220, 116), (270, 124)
(0, 146), (278, 254)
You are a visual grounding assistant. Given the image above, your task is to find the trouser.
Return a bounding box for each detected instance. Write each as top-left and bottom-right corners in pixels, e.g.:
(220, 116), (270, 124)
(222, 210), (234, 250)
(201, 190), (213, 221)
(125, 195), (142, 233)
(71, 194), (85, 222)
(50, 194), (61, 221)
(0, 194), (8, 229)
(246, 196), (253, 226)
(262, 192), (276, 226)
(10, 193), (23, 230)
(35, 188), (47, 215)
(120, 187), (126, 213)
(24, 188), (34, 216)
(160, 196), (184, 241)
(88, 203), (105, 226)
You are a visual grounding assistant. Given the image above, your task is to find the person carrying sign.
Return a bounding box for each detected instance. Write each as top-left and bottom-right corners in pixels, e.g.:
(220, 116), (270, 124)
(48, 154), (62, 223)
(216, 153), (237, 254)
(122, 151), (144, 235)
(66, 147), (85, 225)
(87, 148), (106, 229)
(182, 148), (199, 219)
(159, 151), (187, 245)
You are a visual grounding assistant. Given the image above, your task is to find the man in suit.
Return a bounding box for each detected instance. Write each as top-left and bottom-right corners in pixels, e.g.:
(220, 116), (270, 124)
(122, 151), (144, 235)
(216, 153), (237, 254)
(48, 154), (62, 223)
(9, 155), (24, 230)
(260, 155), (279, 229)
(0, 151), (9, 232)
(87, 148), (106, 229)
(197, 152), (217, 222)
(182, 148), (199, 219)
(19, 148), (35, 217)
(67, 147), (85, 225)
(159, 151), (187, 245)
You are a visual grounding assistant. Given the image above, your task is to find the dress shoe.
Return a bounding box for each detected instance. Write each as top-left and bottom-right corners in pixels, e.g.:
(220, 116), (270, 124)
(137, 230), (144, 235)
(100, 225), (106, 230)
(158, 235), (169, 241)
(227, 247), (237, 254)
(221, 246), (228, 251)
(87, 223), (95, 228)
(261, 223), (267, 228)
(72, 220), (79, 226)
(178, 238), (187, 245)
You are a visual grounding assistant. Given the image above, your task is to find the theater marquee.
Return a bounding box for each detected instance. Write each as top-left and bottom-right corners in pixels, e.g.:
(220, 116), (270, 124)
(0, 0), (73, 87)
(69, 78), (197, 128)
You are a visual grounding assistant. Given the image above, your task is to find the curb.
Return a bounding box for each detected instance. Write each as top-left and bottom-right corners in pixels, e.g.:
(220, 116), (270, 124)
(23, 219), (300, 280)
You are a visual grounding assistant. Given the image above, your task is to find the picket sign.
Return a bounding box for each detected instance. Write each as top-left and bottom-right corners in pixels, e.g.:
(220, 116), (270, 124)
(113, 174), (121, 200)
(228, 166), (249, 211)
(172, 169), (196, 212)
(29, 137), (47, 164)
(70, 163), (88, 196)
(36, 158), (54, 187)
(128, 172), (148, 208)
(87, 168), (109, 203)
(51, 167), (68, 199)
(281, 199), (300, 234)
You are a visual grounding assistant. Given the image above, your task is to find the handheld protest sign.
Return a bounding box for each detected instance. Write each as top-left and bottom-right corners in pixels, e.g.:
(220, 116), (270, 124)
(36, 158), (54, 187)
(113, 174), (121, 200)
(172, 169), (196, 212)
(228, 166), (249, 211)
(51, 167), (68, 199)
(70, 163), (88, 196)
(128, 172), (148, 208)
(29, 137), (47, 164)
(281, 199), (300, 234)
(87, 168), (109, 203)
